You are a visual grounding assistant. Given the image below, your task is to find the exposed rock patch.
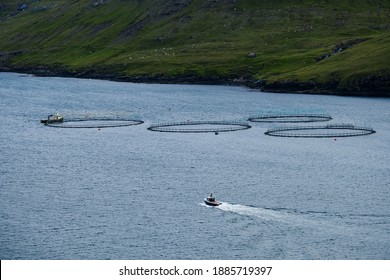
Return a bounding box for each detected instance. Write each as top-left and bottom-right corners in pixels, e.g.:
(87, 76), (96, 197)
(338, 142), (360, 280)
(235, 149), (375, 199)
(121, 0), (193, 38)
(315, 38), (369, 62)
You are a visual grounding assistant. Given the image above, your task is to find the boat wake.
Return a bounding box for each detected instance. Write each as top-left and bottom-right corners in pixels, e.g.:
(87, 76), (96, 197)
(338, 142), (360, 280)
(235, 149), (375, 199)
(200, 201), (378, 237)
(214, 202), (353, 234)
(218, 202), (305, 224)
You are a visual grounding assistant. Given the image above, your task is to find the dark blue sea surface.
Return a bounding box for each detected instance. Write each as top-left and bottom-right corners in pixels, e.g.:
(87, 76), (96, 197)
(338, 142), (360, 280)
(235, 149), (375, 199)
(0, 72), (389, 259)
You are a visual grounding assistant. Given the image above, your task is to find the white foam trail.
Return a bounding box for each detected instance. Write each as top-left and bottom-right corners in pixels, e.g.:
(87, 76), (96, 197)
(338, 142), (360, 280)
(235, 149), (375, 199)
(218, 202), (300, 224)
(217, 202), (352, 234)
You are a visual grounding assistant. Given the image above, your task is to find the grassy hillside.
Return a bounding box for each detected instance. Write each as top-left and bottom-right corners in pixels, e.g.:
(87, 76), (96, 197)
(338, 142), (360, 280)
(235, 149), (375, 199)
(0, 0), (389, 96)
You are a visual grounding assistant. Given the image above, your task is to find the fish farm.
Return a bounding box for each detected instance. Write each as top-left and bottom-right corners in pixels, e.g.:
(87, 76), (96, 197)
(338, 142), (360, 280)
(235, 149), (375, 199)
(45, 118), (144, 128)
(248, 114), (332, 123)
(40, 114), (376, 139)
(147, 121), (252, 133)
(265, 124), (376, 138)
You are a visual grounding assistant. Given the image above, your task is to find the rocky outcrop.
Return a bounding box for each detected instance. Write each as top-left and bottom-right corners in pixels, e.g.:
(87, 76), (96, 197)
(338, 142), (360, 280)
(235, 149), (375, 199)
(346, 74), (390, 96)
(17, 3), (29, 11)
(261, 77), (389, 97)
(92, 0), (110, 7)
(315, 38), (369, 62)
(0, 50), (25, 64)
(1, 0), (45, 21)
(120, 0), (193, 38)
(1, 63), (388, 97)
(121, 16), (151, 38)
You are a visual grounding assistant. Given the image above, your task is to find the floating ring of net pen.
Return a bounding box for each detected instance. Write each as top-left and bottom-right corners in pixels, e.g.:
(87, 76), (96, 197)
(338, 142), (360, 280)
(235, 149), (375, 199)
(248, 114), (332, 123)
(45, 118), (144, 128)
(148, 121), (251, 133)
(264, 124), (376, 138)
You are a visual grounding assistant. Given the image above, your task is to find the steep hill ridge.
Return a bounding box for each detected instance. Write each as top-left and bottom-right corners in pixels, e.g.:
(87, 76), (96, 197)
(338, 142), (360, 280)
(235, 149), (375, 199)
(0, 0), (389, 96)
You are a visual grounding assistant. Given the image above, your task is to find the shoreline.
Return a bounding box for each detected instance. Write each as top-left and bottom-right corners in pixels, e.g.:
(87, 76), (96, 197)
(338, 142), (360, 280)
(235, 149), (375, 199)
(1, 65), (389, 97)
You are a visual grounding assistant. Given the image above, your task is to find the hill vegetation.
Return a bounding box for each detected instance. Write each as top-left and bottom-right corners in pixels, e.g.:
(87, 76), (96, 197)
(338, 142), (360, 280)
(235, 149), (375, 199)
(0, 0), (389, 96)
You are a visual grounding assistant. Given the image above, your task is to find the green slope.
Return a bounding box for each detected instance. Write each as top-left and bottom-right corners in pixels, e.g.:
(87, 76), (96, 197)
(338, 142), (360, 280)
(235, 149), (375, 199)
(0, 0), (389, 95)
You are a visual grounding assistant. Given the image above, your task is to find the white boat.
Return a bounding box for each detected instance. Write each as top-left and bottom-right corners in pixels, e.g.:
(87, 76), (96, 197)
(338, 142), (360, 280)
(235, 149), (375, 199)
(41, 113), (64, 124)
(204, 194), (221, 206)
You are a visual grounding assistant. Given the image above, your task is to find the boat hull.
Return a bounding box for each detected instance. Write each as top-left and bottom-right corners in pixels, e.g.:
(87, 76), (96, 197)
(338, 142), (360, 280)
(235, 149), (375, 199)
(204, 198), (221, 206)
(47, 118), (64, 124)
(41, 115), (64, 124)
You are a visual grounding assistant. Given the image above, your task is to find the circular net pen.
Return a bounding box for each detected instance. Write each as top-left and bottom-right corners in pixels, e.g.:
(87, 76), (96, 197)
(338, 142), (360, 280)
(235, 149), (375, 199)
(45, 118), (144, 129)
(265, 124), (376, 138)
(248, 114), (332, 123)
(148, 121), (251, 133)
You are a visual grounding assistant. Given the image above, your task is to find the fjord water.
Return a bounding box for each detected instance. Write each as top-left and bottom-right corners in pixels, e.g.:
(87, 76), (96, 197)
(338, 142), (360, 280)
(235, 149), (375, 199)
(0, 72), (389, 259)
